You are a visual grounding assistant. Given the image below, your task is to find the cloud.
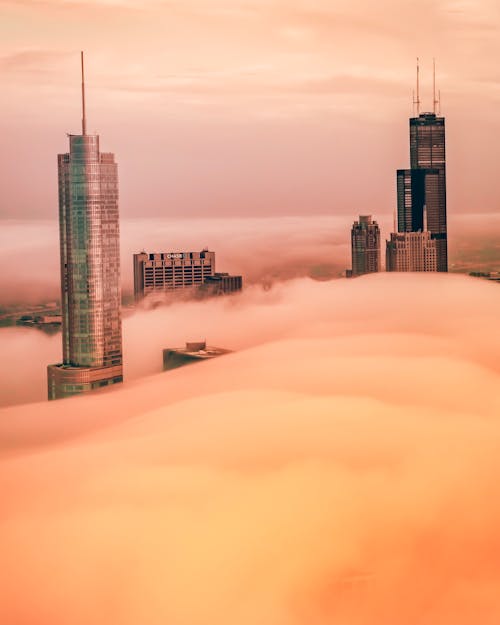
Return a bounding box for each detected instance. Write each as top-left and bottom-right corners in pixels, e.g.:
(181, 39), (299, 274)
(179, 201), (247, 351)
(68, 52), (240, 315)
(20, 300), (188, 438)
(0, 216), (357, 307)
(0, 273), (500, 624)
(1, 214), (500, 307)
(0, 49), (70, 72)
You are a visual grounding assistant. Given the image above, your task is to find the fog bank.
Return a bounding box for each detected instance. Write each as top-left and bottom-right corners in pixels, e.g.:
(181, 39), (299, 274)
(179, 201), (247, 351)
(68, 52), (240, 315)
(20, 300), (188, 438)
(1, 214), (499, 305)
(1, 274), (500, 624)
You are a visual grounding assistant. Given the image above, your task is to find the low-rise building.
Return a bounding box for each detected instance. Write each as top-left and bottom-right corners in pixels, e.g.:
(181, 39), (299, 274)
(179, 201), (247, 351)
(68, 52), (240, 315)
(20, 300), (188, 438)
(163, 341), (231, 371)
(200, 273), (243, 296)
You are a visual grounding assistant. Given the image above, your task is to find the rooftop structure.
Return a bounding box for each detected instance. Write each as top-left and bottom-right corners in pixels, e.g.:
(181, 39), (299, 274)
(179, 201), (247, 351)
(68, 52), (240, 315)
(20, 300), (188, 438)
(200, 273), (243, 296)
(163, 341), (231, 371)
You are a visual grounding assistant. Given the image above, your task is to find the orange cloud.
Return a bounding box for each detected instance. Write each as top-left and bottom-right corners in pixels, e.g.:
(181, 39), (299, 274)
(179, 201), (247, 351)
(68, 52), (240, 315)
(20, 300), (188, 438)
(1, 274), (500, 623)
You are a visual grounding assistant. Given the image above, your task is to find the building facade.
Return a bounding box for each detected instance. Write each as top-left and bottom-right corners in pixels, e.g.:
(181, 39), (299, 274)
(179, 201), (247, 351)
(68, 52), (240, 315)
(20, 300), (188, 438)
(397, 112), (447, 271)
(133, 250), (216, 301)
(47, 54), (123, 400)
(200, 273), (243, 296)
(386, 231), (438, 272)
(351, 215), (381, 276)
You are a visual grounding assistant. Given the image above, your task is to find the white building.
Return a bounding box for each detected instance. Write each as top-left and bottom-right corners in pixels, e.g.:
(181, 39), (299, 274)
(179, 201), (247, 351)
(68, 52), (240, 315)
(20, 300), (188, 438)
(386, 231), (437, 272)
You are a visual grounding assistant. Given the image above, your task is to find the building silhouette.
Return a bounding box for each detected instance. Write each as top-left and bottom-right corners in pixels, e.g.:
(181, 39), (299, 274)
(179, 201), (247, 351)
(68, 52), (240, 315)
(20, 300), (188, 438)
(350, 215), (381, 276)
(396, 68), (447, 271)
(47, 53), (123, 400)
(386, 231), (437, 272)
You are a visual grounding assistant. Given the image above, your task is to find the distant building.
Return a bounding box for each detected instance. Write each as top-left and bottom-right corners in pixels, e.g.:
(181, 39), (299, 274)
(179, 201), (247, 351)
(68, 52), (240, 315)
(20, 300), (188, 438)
(386, 231), (437, 272)
(134, 251), (242, 301)
(396, 77), (447, 271)
(163, 341), (231, 371)
(351, 215), (381, 276)
(201, 273), (243, 296)
(47, 53), (123, 401)
(133, 250), (215, 301)
(469, 271), (500, 283)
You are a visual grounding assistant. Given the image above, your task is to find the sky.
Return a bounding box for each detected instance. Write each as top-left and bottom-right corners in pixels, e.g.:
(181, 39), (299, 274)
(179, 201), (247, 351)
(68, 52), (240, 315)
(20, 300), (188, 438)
(1, 0), (500, 219)
(1, 274), (500, 624)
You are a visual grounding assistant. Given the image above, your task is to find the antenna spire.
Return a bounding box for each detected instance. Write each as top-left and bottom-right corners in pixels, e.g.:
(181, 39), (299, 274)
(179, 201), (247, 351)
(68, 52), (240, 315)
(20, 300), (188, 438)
(433, 58), (439, 114)
(415, 57), (421, 116)
(81, 51), (87, 135)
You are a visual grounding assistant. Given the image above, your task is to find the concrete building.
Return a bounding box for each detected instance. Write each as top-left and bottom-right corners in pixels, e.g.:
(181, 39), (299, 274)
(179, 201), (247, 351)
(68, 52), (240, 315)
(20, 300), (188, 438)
(351, 215), (381, 276)
(200, 273), (243, 296)
(134, 251), (242, 300)
(163, 341), (231, 371)
(47, 53), (123, 400)
(133, 250), (215, 301)
(386, 231), (438, 272)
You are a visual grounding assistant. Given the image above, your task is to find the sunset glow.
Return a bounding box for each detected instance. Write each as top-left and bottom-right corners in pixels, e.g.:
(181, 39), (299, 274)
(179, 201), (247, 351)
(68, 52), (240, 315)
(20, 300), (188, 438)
(1, 1), (500, 623)
(1, 0), (500, 219)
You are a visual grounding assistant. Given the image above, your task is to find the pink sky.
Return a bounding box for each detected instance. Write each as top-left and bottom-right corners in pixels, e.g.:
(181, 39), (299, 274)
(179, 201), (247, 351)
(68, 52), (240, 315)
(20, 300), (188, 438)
(1, 0), (500, 218)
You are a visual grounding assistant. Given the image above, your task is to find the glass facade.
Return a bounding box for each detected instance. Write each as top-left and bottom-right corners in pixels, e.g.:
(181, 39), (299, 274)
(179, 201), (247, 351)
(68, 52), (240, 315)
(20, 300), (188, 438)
(397, 113), (447, 272)
(410, 113), (446, 169)
(351, 216), (381, 276)
(48, 133), (123, 400)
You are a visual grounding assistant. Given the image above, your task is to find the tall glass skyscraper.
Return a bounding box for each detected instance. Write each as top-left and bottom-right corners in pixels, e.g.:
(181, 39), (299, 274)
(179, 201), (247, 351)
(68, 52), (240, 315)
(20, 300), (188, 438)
(47, 53), (123, 400)
(397, 112), (447, 272)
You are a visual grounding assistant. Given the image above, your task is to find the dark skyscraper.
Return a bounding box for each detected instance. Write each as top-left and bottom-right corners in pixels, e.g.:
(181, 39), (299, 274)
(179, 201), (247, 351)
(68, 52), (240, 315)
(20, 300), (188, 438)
(396, 83), (447, 272)
(351, 215), (381, 276)
(47, 53), (123, 400)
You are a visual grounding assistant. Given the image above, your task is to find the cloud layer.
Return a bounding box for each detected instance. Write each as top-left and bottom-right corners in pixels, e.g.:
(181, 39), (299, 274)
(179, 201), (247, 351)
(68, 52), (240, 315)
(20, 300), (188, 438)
(1, 213), (499, 306)
(1, 273), (500, 624)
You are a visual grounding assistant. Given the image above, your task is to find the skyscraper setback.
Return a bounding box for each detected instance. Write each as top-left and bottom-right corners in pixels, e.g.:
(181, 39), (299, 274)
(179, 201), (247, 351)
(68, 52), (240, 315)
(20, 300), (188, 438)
(396, 63), (447, 271)
(386, 231), (438, 272)
(47, 53), (123, 400)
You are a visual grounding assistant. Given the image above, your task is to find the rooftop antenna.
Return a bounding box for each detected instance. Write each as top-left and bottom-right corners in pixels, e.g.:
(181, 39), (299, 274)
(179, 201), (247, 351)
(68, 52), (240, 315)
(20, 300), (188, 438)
(413, 57), (421, 116)
(438, 89), (442, 115)
(433, 58), (439, 114)
(81, 51), (87, 135)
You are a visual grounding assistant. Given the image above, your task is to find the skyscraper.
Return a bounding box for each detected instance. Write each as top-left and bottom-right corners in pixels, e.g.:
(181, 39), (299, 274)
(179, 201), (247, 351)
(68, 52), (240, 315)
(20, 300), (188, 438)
(47, 53), (123, 400)
(351, 215), (381, 276)
(396, 63), (447, 271)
